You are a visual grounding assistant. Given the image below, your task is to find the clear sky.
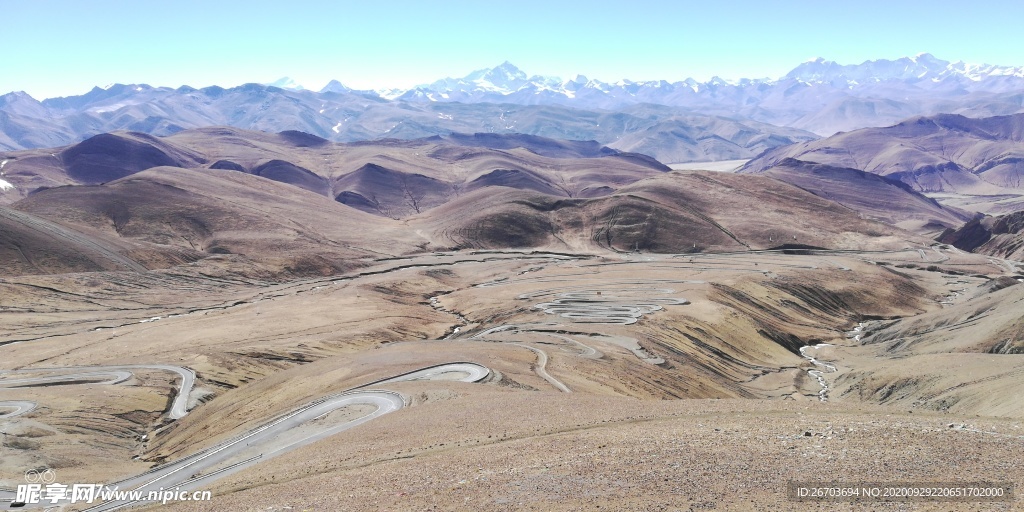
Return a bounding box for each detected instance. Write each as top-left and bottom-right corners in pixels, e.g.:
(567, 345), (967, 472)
(3, 0), (1023, 99)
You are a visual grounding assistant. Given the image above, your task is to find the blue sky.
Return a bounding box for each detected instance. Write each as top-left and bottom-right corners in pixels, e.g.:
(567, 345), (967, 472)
(3, 0), (1023, 99)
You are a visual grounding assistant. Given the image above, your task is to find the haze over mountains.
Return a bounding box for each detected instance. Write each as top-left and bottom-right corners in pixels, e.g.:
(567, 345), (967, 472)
(3, 54), (1023, 164)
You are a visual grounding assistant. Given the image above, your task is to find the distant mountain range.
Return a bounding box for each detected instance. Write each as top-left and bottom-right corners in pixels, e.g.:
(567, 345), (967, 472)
(379, 54), (1023, 111)
(312, 54), (1024, 135)
(1, 54), (1022, 162)
(0, 85), (815, 164)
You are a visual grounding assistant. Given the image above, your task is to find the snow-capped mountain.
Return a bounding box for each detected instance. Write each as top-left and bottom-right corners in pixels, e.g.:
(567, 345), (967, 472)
(360, 54), (1023, 135)
(398, 54), (1024, 107)
(319, 80), (351, 94)
(458, 60), (532, 93)
(2, 54), (1022, 159)
(785, 53), (1024, 85)
(315, 54), (1024, 107)
(265, 77), (305, 90)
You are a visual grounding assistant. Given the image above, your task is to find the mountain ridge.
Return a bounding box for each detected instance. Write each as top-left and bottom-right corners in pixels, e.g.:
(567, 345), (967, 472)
(741, 113), (1024, 197)
(3, 54), (1023, 162)
(0, 87), (816, 164)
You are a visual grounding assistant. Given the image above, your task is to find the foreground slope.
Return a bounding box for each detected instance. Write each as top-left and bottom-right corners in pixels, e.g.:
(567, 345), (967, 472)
(4, 247), (1020, 511)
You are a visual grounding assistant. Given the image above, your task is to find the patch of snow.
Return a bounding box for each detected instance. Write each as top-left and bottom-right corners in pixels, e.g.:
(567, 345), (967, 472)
(437, 113), (453, 120)
(0, 178), (14, 192)
(332, 122), (342, 133)
(139, 316), (162, 323)
(375, 88), (406, 100)
(135, 86), (142, 91)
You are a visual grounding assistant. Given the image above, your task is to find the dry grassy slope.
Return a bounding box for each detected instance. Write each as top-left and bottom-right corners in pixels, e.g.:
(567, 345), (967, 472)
(11, 166), (420, 275)
(860, 278), (1023, 355)
(0, 371), (181, 485)
(161, 393), (1024, 512)
(603, 261), (932, 399)
(614, 172), (916, 250)
(427, 253), (939, 404)
(0, 206), (146, 275)
(743, 113), (1024, 195)
(0, 128), (669, 221)
(416, 170), (921, 253)
(114, 252), (937, 464)
(755, 159), (968, 234)
(698, 262), (928, 350)
(5, 248), (1019, 507)
(144, 259), (939, 460)
(940, 210), (1024, 261)
(823, 272), (1024, 417)
(0, 127), (944, 281)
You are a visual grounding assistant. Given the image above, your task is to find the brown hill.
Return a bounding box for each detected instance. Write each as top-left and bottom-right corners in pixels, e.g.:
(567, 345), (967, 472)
(249, 159), (330, 196)
(439, 133), (620, 159)
(0, 206), (148, 275)
(0, 128), (669, 217)
(938, 210), (1024, 261)
(831, 275), (1024, 417)
(11, 166), (419, 275)
(742, 113), (1024, 196)
(415, 170), (917, 253)
(743, 158), (969, 235)
(61, 132), (200, 184)
(0, 128), (936, 280)
(333, 163), (452, 217)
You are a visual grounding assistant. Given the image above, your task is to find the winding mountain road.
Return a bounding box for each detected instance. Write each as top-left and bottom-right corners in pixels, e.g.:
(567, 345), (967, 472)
(0, 365), (195, 421)
(0, 400), (36, 419)
(0, 362), (490, 511)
